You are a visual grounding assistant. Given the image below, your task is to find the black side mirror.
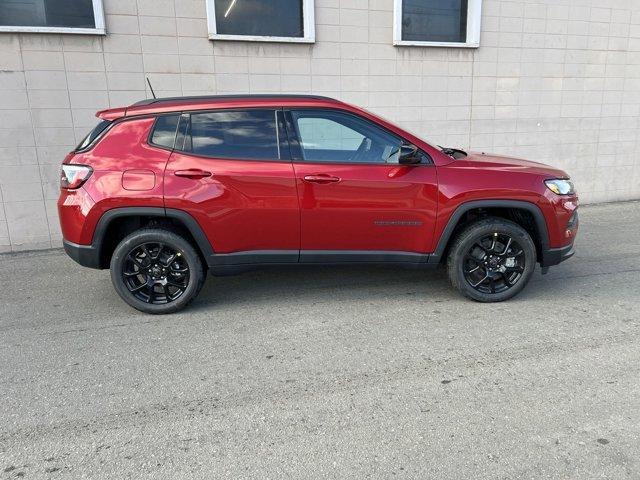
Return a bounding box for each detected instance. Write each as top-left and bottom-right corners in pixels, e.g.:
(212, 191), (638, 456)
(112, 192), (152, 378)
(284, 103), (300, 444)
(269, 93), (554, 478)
(399, 144), (422, 165)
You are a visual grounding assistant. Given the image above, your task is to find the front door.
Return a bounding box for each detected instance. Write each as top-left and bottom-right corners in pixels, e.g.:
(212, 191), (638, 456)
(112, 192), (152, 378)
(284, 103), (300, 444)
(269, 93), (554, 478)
(286, 109), (438, 261)
(163, 108), (299, 263)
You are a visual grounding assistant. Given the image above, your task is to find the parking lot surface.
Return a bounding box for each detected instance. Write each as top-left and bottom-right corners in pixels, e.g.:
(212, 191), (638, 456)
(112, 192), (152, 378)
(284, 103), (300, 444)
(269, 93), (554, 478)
(1, 201), (639, 479)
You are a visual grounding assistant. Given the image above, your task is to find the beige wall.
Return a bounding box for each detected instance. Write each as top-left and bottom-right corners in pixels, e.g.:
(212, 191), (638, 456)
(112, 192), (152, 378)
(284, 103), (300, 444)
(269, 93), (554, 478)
(1, 0), (640, 252)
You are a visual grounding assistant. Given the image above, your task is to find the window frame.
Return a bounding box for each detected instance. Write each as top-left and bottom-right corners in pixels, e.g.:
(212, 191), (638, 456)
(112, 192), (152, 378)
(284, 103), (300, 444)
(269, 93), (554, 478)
(393, 0), (482, 48)
(284, 108), (432, 166)
(205, 0), (315, 44)
(0, 0), (106, 35)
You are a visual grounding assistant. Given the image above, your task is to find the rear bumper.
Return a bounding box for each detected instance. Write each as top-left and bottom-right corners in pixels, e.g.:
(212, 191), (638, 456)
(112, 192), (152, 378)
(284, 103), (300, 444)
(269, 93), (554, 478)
(63, 239), (101, 269)
(541, 242), (575, 268)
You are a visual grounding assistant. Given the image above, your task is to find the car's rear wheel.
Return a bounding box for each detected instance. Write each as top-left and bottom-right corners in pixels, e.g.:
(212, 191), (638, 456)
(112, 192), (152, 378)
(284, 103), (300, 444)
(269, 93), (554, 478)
(110, 229), (205, 314)
(447, 218), (536, 302)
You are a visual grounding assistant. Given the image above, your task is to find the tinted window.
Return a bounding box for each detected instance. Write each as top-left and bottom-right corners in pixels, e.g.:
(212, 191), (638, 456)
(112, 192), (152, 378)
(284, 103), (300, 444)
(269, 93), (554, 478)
(76, 119), (111, 151)
(214, 0), (303, 38)
(187, 110), (280, 160)
(0, 0), (96, 28)
(291, 110), (402, 164)
(402, 0), (467, 43)
(151, 115), (180, 149)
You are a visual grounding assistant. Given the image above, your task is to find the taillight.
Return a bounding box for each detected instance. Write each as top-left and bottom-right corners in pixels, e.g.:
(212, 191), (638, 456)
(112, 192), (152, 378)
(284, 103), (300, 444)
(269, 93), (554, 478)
(61, 164), (92, 189)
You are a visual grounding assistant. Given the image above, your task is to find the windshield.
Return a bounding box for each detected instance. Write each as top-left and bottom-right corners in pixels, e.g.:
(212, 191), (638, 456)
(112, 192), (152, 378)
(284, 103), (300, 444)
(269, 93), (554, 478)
(75, 119), (112, 151)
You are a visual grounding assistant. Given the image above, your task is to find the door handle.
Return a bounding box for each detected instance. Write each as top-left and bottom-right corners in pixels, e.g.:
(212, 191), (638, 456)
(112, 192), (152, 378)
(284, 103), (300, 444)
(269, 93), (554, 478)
(303, 174), (341, 184)
(174, 169), (212, 179)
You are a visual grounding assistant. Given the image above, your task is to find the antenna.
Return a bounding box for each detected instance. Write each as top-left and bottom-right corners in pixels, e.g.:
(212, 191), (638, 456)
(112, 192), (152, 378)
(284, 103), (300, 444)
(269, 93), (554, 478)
(146, 77), (156, 99)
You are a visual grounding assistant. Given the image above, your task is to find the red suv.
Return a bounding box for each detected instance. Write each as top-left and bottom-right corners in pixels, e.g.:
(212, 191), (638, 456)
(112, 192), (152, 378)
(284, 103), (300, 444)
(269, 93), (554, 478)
(58, 95), (578, 314)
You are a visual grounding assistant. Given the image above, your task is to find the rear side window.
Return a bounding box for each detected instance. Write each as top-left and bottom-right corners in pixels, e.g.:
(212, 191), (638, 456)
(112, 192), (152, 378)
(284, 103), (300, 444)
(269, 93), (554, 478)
(185, 109), (280, 160)
(76, 119), (111, 151)
(150, 114), (180, 149)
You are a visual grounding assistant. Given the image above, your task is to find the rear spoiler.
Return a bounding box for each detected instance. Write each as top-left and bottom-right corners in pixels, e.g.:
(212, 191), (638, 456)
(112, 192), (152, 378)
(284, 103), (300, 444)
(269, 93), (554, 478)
(96, 106), (127, 121)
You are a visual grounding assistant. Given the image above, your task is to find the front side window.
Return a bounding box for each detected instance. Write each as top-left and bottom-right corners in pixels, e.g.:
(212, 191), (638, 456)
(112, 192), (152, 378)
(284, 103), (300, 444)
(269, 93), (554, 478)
(184, 110), (280, 161)
(394, 0), (481, 48)
(291, 110), (403, 164)
(205, 0), (315, 43)
(0, 0), (105, 34)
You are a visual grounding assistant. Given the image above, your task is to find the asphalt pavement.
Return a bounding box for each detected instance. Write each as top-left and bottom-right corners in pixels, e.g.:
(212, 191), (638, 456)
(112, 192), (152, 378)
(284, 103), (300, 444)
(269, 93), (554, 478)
(1, 201), (639, 479)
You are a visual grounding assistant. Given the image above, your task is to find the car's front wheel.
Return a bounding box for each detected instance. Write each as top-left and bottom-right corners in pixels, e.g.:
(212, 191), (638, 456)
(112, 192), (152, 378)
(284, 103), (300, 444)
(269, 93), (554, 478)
(447, 218), (536, 302)
(110, 228), (205, 314)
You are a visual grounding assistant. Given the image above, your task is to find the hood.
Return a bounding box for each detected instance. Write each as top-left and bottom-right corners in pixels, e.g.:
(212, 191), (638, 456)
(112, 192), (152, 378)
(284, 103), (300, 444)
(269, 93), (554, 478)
(453, 151), (569, 178)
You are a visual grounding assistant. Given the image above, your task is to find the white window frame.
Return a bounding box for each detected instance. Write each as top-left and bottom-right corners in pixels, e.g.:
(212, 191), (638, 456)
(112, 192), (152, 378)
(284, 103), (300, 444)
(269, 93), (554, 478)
(393, 0), (482, 48)
(0, 0), (105, 35)
(206, 0), (315, 43)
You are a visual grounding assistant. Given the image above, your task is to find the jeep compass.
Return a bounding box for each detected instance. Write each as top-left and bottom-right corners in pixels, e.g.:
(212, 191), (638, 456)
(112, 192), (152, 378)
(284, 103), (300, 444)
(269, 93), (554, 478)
(58, 95), (578, 313)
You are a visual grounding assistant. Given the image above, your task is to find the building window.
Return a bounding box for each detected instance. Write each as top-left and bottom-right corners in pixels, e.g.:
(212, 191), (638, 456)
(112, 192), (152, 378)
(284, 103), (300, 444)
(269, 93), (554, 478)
(393, 0), (481, 48)
(206, 0), (315, 43)
(0, 0), (105, 34)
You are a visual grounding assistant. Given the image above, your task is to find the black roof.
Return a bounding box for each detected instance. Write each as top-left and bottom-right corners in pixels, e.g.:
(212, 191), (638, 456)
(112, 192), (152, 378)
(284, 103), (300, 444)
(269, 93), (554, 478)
(132, 94), (336, 107)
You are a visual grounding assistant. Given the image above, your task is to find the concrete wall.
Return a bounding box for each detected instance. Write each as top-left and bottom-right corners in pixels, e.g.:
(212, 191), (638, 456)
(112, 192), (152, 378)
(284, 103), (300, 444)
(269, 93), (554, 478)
(1, 0), (640, 252)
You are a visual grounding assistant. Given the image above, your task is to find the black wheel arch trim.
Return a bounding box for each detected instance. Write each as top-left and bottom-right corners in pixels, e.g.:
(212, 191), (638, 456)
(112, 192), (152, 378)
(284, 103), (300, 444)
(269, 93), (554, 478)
(64, 201), (568, 272)
(430, 200), (551, 265)
(82, 207), (214, 269)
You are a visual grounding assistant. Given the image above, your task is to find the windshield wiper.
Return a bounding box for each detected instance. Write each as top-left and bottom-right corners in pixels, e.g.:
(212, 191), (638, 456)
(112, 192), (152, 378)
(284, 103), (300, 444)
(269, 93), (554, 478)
(438, 146), (467, 158)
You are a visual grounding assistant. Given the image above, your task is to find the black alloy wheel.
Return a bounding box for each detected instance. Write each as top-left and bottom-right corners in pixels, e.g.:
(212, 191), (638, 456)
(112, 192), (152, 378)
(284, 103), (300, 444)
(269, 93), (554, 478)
(123, 242), (190, 304)
(463, 232), (525, 294)
(110, 229), (205, 314)
(447, 218), (536, 302)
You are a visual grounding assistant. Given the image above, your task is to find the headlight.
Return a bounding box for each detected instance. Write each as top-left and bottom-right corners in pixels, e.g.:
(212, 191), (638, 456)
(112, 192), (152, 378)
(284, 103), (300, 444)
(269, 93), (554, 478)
(545, 179), (575, 195)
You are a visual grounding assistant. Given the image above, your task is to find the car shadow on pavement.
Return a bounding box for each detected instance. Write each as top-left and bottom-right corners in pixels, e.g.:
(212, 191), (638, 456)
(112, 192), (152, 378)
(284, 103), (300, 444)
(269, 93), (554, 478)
(189, 265), (455, 310)
(185, 261), (585, 312)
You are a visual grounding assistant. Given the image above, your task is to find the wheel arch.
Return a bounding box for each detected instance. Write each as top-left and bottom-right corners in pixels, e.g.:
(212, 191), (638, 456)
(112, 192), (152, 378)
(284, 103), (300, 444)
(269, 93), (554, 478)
(432, 200), (549, 264)
(92, 207), (214, 269)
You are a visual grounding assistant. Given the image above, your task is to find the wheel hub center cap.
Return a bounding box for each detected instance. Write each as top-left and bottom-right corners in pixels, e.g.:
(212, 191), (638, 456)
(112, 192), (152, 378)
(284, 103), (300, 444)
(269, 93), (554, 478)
(150, 265), (163, 277)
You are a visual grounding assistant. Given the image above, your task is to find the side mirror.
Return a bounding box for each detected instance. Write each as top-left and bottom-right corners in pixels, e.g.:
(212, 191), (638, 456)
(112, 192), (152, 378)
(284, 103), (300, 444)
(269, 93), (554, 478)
(399, 144), (422, 165)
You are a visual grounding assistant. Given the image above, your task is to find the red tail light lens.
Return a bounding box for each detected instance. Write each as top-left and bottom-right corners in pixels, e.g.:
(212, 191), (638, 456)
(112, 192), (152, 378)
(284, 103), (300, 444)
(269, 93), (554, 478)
(61, 164), (93, 189)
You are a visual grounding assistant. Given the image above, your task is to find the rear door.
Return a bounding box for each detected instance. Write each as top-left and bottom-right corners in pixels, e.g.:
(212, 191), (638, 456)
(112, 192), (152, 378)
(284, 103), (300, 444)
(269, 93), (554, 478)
(163, 108), (300, 262)
(285, 108), (438, 259)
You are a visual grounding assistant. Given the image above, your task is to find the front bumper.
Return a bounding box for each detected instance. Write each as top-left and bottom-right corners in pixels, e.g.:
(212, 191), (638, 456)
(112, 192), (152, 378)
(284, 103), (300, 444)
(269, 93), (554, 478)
(63, 239), (101, 269)
(539, 201), (578, 268)
(541, 242), (575, 268)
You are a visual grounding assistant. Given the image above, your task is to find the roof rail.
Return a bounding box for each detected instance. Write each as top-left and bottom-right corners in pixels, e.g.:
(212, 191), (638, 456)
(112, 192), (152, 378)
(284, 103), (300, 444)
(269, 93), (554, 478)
(132, 94), (337, 107)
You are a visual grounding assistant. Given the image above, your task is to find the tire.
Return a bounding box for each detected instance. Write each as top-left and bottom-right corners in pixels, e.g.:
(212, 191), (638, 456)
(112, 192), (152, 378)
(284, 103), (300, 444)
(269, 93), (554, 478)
(110, 228), (205, 314)
(446, 217), (536, 302)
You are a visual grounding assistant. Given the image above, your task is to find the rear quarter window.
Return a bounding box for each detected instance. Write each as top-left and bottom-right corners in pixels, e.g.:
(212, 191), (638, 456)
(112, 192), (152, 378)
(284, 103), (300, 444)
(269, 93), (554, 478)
(76, 119), (112, 151)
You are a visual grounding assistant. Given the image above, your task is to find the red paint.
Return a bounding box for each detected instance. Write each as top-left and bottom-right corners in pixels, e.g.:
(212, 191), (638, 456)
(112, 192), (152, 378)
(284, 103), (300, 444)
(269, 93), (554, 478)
(293, 162), (438, 252)
(58, 117), (168, 244)
(164, 151), (300, 252)
(434, 152), (578, 249)
(58, 95), (578, 258)
(122, 170), (156, 191)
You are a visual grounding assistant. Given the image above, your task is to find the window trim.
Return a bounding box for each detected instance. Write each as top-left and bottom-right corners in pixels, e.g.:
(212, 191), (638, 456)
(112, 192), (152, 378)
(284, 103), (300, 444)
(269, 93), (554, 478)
(205, 0), (315, 43)
(284, 108), (433, 166)
(393, 0), (482, 48)
(0, 0), (106, 35)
